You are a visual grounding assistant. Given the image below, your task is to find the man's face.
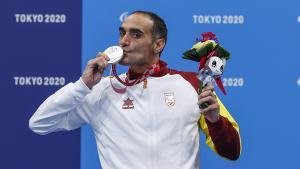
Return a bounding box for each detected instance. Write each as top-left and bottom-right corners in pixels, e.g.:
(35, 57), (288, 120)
(118, 13), (157, 66)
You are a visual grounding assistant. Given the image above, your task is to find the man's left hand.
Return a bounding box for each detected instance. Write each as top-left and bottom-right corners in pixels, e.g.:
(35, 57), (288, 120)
(198, 83), (220, 123)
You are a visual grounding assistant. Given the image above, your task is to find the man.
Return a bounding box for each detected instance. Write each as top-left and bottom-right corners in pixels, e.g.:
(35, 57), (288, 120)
(29, 11), (241, 169)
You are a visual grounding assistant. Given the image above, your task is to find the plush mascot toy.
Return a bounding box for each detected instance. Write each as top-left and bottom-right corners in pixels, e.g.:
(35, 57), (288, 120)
(182, 32), (230, 108)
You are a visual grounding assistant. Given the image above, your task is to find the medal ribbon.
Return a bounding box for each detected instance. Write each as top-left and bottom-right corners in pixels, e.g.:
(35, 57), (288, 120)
(110, 61), (161, 93)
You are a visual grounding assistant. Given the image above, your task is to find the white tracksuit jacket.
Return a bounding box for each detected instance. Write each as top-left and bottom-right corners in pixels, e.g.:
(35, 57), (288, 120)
(29, 63), (241, 169)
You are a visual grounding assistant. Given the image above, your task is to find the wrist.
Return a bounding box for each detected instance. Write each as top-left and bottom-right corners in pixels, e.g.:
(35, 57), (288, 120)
(206, 112), (220, 123)
(81, 76), (94, 89)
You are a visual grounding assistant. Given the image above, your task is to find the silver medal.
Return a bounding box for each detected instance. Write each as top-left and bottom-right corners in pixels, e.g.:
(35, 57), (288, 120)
(103, 46), (123, 64)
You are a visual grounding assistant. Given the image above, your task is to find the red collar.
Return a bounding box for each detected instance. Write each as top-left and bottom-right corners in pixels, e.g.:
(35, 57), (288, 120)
(127, 60), (169, 80)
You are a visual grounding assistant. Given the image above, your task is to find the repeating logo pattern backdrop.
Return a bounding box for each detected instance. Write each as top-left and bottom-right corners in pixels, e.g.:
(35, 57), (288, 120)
(1, 0), (300, 169)
(1, 0), (82, 169)
(82, 0), (300, 169)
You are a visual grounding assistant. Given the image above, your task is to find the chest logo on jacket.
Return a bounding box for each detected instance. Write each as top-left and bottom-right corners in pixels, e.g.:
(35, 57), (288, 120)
(122, 97), (134, 109)
(164, 92), (175, 107)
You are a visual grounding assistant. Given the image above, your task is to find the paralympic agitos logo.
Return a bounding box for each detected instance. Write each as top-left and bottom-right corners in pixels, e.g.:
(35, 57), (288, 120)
(119, 12), (129, 22)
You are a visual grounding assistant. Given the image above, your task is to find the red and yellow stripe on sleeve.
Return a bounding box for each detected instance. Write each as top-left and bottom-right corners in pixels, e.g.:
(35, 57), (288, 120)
(199, 95), (241, 160)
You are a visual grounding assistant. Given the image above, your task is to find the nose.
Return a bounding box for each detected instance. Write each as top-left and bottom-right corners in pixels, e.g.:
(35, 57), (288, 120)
(119, 34), (130, 47)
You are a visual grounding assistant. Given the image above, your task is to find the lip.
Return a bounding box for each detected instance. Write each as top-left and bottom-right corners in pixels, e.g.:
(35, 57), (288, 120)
(122, 51), (129, 57)
(121, 47), (130, 53)
(123, 51), (131, 55)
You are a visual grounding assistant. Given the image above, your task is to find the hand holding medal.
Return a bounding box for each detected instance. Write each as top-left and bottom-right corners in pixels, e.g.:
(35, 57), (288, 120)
(182, 32), (230, 109)
(81, 46), (123, 89)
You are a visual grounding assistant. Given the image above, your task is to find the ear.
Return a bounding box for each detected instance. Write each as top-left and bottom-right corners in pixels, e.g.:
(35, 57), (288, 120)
(153, 38), (165, 54)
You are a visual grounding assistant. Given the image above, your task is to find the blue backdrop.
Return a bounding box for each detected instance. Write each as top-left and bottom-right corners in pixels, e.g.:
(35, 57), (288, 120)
(1, 0), (300, 169)
(1, 0), (81, 169)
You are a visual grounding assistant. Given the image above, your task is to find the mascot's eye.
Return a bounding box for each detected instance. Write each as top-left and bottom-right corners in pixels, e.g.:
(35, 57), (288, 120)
(212, 61), (217, 67)
(220, 65), (224, 72)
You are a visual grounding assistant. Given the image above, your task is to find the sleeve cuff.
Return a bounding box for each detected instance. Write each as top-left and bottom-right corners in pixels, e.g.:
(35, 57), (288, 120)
(205, 115), (224, 129)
